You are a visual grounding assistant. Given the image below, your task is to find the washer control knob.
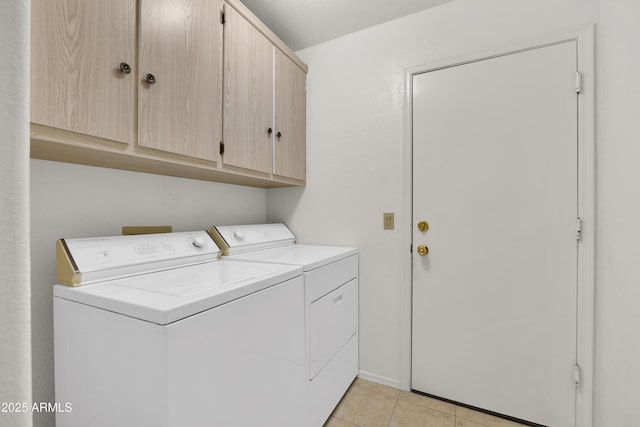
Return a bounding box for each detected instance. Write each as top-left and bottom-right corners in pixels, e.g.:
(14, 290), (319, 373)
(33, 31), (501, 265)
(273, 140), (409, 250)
(192, 237), (206, 249)
(232, 231), (245, 242)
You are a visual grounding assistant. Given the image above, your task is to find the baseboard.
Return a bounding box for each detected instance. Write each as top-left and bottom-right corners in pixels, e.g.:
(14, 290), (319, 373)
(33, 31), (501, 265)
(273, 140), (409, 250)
(357, 370), (402, 390)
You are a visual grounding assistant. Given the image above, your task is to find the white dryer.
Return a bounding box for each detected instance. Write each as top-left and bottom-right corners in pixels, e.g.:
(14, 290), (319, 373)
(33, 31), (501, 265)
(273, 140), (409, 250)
(210, 223), (359, 426)
(53, 230), (306, 427)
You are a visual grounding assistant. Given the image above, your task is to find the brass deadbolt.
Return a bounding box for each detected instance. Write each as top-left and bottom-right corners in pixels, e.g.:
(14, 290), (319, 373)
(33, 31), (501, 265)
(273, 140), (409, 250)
(417, 244), (429, 256)
(417, 221), (429, 232)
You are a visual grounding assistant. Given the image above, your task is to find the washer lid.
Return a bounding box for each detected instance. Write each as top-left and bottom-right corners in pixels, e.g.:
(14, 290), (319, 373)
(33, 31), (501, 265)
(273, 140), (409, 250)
(53, 260), (302, 325)
(224, 244), (358, 271)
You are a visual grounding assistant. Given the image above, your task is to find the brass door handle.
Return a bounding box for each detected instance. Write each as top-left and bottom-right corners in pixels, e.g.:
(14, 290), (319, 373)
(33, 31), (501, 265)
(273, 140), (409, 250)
(417, 244), (429, 256)
(417, 221), (429, 232)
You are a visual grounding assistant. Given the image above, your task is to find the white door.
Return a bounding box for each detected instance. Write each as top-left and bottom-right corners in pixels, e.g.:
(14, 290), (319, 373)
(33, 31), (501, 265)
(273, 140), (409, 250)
(412, 41), (578, 426)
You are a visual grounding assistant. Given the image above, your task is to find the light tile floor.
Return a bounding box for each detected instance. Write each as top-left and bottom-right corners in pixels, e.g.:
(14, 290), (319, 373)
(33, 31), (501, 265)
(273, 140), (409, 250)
(324, 378), (530, 427)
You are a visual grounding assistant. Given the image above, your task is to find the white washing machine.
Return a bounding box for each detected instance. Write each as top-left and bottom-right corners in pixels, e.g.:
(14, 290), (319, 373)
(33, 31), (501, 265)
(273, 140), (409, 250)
(210, 223), (359, 426)
(53, 230), (306, 427)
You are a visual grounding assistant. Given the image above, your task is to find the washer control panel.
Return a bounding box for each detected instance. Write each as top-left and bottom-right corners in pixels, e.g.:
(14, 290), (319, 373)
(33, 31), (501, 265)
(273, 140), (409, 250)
(62, 230), (219, 274)
(191, 236), (207, 249)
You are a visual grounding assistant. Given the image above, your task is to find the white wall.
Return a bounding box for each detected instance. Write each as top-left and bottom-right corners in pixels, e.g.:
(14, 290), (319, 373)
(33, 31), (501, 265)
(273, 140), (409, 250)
(594, 1), (640, 425)
(0, 1), (32, 427)
(268, 0), (599, 390)
(22, 1), (640, 426)
(30, 159), (266, 427)
(269, 0), (640, 424)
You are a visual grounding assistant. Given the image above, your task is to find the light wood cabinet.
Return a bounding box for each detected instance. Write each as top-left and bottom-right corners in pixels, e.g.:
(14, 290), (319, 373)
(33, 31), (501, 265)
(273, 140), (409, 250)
(274, 50), (306, 181)
(138, 0), (223, 162)
(222, 5), (273, 174)
(30, 0), (307, 188)
(223, 5), (307, 182)
(31, 0), (136, 144)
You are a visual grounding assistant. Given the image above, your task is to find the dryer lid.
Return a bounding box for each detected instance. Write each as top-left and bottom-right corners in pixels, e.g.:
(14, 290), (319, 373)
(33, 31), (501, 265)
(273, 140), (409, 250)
(223, 243), (358, 271)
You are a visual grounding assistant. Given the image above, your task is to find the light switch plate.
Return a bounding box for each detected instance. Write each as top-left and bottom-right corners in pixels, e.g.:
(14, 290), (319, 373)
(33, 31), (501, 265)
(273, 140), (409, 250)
(383, 213), (394, 230)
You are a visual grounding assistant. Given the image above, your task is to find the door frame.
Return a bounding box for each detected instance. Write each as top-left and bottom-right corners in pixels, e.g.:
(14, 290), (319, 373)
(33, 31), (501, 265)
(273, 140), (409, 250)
(400, 25), (595, 427)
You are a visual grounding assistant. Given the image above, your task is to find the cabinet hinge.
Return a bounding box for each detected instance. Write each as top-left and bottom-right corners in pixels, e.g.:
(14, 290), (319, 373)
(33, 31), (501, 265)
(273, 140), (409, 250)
(219, 141), (224, 156)
(575, 72), (583, 94)
(574, 364), (582, 386)
(576, 217), (583, 241)
(220, 11), (226, 24)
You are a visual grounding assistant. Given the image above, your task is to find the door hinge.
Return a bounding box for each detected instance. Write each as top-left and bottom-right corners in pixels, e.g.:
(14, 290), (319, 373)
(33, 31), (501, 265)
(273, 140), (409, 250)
(220, 10), (226, 24)
(575, 72), (583, 94)
(576, 217), (583, 241)
(574, 364), (582, 386)
(410, 244), (413, 253)
(219, 141), (224, 156)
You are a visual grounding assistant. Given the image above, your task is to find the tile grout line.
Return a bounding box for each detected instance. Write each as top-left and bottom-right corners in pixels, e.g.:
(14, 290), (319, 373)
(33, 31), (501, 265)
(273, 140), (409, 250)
(454, 402), (458, 426)
(386, 392), (400, 427)
(333, 379), (524, 427)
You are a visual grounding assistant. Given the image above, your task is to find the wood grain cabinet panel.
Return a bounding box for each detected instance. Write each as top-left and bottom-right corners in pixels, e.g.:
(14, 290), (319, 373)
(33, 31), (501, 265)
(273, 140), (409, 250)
(138, 0), (223, 162)
(274, 50), (306, 181)
(31, 0), (136, 144)
(222, 5), (307, 182)
(222, 5), (274, 174)
(30, 0), (307, 187)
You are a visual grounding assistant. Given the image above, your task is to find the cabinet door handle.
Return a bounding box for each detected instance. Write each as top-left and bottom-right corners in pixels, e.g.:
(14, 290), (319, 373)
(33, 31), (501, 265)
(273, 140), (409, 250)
(276, 131), (282, 139)
(267, 127), (273, 135)
(119, 62), (132, 75)
(145, 73), (156, 85)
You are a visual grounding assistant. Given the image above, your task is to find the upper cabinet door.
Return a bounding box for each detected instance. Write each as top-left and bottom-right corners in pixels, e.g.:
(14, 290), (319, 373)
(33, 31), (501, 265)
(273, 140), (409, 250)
(223, 6), (274, 174)
(274, 50), (306, 181)
(138, 0), (223, 162)
(31, 0), (136, 144)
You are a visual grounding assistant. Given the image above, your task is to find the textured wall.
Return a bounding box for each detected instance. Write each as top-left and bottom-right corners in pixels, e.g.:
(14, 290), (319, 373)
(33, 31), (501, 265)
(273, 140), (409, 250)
(17, 1), (640, 426)
(0, 1), (32, 427)
(269, 0), (640, 425)
(268, 0), (599, 391)
(594, 1), (640, 425)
